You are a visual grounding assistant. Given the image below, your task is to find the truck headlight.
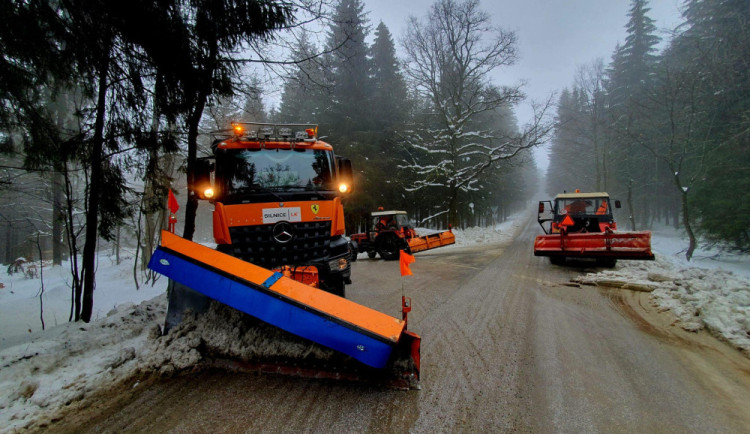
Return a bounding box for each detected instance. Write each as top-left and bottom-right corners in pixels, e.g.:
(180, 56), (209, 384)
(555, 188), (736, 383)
(328, 257), (348, 271)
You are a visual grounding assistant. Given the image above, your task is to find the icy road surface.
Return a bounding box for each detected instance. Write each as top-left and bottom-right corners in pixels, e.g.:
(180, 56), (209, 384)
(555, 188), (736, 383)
(44, 216), (750, 432)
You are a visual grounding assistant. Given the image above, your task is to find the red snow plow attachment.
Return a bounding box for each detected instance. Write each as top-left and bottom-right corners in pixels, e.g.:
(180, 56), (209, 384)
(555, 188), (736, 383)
(407, 230), (456, 253)
(534, 192), (654, 266)
(534, 229), (654, 260)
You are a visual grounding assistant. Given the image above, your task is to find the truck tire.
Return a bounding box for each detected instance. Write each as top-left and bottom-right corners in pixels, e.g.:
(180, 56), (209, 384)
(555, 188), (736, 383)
(367, 250), (378, 259)
(550, 256), (565, 266)
(377, 234), (402, 261)
(320, 277), (346, 298)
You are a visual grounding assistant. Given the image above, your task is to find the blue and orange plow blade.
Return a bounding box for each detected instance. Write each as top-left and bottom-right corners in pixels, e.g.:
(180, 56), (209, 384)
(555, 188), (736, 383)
(148, 231), (412, 370)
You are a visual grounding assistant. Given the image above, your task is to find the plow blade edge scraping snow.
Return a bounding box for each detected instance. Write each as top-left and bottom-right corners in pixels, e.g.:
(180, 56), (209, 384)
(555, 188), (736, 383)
(407, 230), (455, 253)
(148, 231), (420, 373)
(534, 231), (654, 260)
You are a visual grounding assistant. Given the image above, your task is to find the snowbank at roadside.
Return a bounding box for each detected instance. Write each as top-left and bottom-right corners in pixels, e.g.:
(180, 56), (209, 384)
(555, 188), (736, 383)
(0, 295), (165, 432)
(573, 227), (750, 357)
(420, 212), (526, 248)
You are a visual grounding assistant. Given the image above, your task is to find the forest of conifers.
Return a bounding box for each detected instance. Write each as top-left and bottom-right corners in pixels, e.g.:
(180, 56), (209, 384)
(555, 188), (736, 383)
(547, 0), (749, 258)
(0, 0), (747, 320)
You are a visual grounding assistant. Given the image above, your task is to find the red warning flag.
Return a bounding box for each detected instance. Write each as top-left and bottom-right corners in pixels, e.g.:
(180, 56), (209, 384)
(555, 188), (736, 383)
(561, 214), (575, 227)
(168, 189), (179, 214)
(400, 250), (415, 276)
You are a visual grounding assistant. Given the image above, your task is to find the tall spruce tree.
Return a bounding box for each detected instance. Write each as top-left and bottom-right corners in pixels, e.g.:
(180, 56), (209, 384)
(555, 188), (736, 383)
(605, 0), (661, 231)
(370, 21), (409, 131)
(323, 0), (372, 143)
(672, 0), (750, 252)
(277, 30), (327, 123)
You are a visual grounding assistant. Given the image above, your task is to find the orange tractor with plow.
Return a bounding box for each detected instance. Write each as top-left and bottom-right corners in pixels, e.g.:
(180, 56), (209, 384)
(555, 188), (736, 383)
(534, 191), (654, 267)
(350, 210), (455, 260)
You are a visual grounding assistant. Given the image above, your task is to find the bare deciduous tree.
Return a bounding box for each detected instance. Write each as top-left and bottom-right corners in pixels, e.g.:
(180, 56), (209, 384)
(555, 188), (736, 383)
(399, 0), (551, 225)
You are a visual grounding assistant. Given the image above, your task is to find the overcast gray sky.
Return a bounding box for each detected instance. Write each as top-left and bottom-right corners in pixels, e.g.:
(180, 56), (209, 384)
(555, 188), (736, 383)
(363, 0), (684, 168)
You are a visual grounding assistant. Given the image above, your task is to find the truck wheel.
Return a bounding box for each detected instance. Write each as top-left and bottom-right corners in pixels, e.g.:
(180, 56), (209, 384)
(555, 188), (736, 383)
(550, 256), (565, 266)
(596, 258), (617, 268)
(367, 250), (377, 259)
(321, 278), (346, 298)
(377, 234), (401, 261)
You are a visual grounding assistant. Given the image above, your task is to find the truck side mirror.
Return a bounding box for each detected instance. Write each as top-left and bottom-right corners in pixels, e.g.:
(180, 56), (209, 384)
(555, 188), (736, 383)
(336, 157), (353, 194)
(538, 201), (545, 214)
(194, 157), (215, 200)
(614, 200), (621, 209)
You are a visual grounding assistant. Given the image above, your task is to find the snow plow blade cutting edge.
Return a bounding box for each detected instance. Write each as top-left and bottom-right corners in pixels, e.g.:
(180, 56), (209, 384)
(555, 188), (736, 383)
(533, 230), (654, 260)
(407, 230), (455, 253)
(148, 231), (420, 378)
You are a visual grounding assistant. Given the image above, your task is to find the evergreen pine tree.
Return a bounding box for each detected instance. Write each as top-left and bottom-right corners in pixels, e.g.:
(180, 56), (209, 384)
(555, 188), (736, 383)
(604, 0), (661, 230)
(323, 0), (373, 142)
(678, 0), (750, 251)
(369, 21), (408, 131)
(277, 31), (326, 123)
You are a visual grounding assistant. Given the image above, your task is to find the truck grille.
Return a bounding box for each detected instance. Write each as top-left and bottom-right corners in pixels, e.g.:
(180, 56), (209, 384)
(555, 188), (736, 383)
(225, 221), (332, 269)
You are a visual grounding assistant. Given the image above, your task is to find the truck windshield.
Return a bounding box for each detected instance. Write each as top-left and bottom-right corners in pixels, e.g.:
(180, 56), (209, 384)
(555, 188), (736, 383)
(556, 197), (610, 216)
(371, 214), (410, 229)
(216, 148), (334, 198)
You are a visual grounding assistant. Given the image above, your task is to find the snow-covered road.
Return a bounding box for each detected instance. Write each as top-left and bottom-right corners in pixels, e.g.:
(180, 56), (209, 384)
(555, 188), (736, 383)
(1, 213), (749, 431)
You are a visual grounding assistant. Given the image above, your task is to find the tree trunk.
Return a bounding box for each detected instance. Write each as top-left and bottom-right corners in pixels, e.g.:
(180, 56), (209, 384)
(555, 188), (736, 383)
(182, 40), (216, 242)
(52, 92), (70, 266)
(80, 44), (111, 323)
(681, 189), (696, 261)
(4, 224), (11, 264)
(626, 180), (636, 231)
(141, 134), (160, 269)
(114, 225), (120, 265)
(182, 108), (201, 242)
(52, 171), (65, 265)
(62, 162), (82, 322)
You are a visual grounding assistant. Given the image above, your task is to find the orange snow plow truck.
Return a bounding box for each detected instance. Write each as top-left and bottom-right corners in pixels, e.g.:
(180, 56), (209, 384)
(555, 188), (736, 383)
(149, 123), (420, 388)
(350, 210), (455, 260)
(534, 191), (654, 267)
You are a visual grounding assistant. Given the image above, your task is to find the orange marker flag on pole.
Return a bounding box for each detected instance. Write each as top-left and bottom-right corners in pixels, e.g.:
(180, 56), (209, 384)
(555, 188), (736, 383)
(400, 250), (415, 276)
(168, 189), (179, 214)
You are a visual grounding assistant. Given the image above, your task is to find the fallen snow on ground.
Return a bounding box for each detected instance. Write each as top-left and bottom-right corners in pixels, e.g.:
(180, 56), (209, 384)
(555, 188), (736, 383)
(0, 294), (166, 432)
(574, 226), (750, 356)
(0, 219), (748, 431)
(420, 212), (526, 248)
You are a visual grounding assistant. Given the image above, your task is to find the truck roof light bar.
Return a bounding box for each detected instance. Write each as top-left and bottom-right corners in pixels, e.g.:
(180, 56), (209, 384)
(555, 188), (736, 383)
(222, 122), (319, 143)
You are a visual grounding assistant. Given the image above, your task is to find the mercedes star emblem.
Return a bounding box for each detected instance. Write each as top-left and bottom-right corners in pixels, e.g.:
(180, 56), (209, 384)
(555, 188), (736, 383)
(272, 221), (295, 243)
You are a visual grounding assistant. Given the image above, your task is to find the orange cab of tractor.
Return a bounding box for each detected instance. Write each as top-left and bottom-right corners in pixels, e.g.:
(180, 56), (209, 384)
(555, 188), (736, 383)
(541, 192), (628, 235)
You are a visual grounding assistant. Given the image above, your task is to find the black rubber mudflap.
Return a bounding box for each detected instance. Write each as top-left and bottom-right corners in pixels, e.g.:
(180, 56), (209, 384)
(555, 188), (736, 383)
(164, 279), (212, 334)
